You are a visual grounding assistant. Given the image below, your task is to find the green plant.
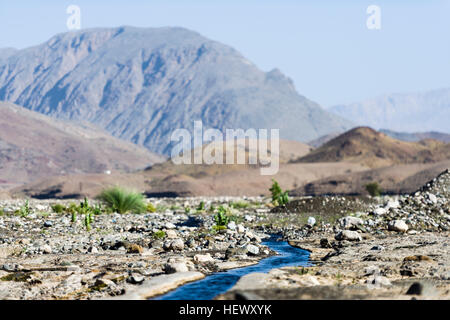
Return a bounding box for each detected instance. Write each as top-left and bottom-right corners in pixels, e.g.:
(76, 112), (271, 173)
(19, 200), (31, 217)
(98, 187), (146, 214)
(269, 179), (289, 206)
(153, 230), (166, 239)
(184, 206), (191, 214)
(51, 204), (65, 214)
(214, 206), (230, 227)
(197, 201), (206, 212)
(365, 182), (382, 197)
(71, 211), (77, 223)
(146, 203), (157, 213)
(84, 213), (91, 232)
(230, 201), (249, 209)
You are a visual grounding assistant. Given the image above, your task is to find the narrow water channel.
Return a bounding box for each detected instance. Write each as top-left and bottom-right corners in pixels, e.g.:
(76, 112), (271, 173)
(153, 236), (310, 300)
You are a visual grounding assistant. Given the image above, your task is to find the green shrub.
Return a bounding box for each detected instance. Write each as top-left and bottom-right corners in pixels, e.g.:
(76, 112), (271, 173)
(19, 200), (31, 217)
(365, 182), (382, 197)
(269, 179), (289, 206)
(98, 187), (146, 214)
(214, 206), (230, 226)
(153, 230), (166, 239)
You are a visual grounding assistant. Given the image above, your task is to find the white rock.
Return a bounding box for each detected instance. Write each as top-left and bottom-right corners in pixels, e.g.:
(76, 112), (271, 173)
(166, 230), (178, 239)
(227, 221), (237, 230)
(428, 193), (437, 204)
(388, 220), (408, 232)
(246, 244), (260, 256)
(335, 230), (362, 241)
(170, 239), (185, 251)
(385, 200), (400, 210)
(165, 222), (176, 229)
(237, 224), (246, 233)
(194, 253), (215, 263)
(41, 245), (52, 254)
(307, 217), (316, 227)
(373, 208), (387, 216)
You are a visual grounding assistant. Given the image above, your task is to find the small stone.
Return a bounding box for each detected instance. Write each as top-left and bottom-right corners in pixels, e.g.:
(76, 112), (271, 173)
(373, 208), (387, 216)
(307, 217), (316, 227)
(126, 244), (144, 254)
(227, 221), (237, 230)
(164, 239), (184, 251)
(165, 222), (176, 229)
(388, 220), (408, 232)
(41, 245), (52, 254)
(428, 193), (437, 204)
(43, 221), (53, 228)
(237, 224), (245, 233)
(165, 230), (178, 239)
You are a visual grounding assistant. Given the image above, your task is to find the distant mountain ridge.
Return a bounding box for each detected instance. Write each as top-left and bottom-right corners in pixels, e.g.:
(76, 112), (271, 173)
(328, 88), (450, 133)
(0, 26), (352, 155)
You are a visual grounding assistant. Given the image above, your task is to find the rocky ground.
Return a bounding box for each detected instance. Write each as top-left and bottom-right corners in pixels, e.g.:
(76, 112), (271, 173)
(219, 169), (450, 300)
(0, 170), (449, 300)
(0, 197), (274, 299)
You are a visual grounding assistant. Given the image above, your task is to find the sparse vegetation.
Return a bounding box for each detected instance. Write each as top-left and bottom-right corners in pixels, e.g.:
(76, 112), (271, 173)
(98, 187), (146, 214)
(153, 230), (166, 239)
(365, 182), (383, 197)
(230, 201), (250, 209)
(146, 203), (157, 213)
(51, 204), (65, 214)
(197, 201), (206, 212)
(19, 200), (31, 217)
(270, 179), (289, 206)
(214, 206), (230, 227)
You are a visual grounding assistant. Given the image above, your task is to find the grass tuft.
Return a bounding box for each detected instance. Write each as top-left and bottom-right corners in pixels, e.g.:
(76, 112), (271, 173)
(98, 187), (146, 214)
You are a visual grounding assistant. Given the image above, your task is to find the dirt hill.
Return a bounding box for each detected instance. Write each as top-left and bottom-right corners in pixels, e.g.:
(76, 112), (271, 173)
(293, 127), (450, 168)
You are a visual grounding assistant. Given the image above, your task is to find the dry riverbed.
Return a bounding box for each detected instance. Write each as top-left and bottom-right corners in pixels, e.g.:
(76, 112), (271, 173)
(1, 169), (449, 300)
(219, 170), (450, 300)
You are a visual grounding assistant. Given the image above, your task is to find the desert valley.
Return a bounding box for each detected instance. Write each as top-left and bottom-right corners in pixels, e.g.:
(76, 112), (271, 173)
(0, 24), (449, 301)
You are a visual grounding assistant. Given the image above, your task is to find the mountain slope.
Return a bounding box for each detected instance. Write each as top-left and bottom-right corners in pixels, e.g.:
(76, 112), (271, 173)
(0, 102), (164, 189)
(293, 127), (450, 168)
(0, 26), (352, 155)
(328, 88), (450, 133)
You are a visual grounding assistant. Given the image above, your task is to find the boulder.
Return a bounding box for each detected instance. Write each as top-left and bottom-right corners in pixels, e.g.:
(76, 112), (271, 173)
(388, 220), (408, 232)
(335, 230), (362, 241)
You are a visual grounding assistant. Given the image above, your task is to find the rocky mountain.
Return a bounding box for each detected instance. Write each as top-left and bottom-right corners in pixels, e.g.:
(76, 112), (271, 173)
(380, 129), (450, 143)
(328, 88), (450, 133)
(0, 102), (164, 189)
(293, 127), (450, 168)
(0, 26), (352, 155)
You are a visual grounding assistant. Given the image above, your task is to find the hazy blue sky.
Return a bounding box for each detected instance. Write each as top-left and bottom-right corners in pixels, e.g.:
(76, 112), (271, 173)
(1, 0), (449, 107)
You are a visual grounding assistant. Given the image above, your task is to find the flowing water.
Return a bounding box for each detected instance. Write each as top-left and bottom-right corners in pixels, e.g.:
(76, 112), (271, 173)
(153, 236), (310, 300)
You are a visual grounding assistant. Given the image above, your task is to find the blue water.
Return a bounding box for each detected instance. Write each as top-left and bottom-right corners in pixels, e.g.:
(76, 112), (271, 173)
(153, 237), (310, 300)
